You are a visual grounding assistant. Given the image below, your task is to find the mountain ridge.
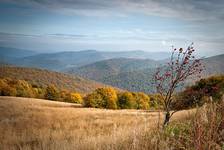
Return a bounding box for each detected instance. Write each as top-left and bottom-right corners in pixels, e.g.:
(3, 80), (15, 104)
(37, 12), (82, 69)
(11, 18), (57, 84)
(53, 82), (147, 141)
(68, 54), (224, 93)
(0, 65), (113, 94)
(0, 46), (170, 71)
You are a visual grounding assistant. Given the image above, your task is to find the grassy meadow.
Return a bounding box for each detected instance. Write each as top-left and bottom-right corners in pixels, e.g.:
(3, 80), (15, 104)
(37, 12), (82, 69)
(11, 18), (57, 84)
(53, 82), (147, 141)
(0, 96), (195, 150)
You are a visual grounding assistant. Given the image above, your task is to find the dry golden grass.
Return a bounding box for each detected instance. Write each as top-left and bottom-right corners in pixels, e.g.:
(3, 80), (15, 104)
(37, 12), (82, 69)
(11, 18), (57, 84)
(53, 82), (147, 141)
(0, 96), (195, 150)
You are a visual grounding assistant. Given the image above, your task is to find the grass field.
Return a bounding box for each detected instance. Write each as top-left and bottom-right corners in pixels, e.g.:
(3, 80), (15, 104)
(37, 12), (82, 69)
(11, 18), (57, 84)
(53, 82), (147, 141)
(0, 96), (195, 150)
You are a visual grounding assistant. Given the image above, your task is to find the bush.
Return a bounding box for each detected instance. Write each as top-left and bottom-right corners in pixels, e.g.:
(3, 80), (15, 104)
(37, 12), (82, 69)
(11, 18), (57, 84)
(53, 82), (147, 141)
(66, 92), (83, 104)
(33, 87), (45, 99)
(149, 93), (164, 109)
(44, 84), (59, 100)
(133, 92), (150, 109)
(83, 91), (103, 108)
(117, 92), (136, 109)
(172, 75), (224, 110)
(95, 87), (118, 109)
(0, 79), (16, 96)
(0, 77), (84, 104)
(83, 87), (118, 109)
(15, 80), (35, 97)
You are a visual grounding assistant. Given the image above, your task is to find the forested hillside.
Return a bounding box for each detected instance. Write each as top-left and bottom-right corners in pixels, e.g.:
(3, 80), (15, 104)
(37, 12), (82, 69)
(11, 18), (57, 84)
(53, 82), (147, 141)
(0, 65), (108, 94)
(202, 54), (224, 76)
(68, 54), (224, 93)
(67, 58), (159, 81)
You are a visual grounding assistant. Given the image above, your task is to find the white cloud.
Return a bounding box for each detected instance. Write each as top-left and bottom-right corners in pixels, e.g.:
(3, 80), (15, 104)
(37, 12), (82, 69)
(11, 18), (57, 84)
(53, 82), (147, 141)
(3, 0), (224, 21)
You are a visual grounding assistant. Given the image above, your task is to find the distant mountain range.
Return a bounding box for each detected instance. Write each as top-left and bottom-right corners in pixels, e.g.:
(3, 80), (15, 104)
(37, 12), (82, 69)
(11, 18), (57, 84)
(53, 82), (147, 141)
(67, 58), (160, 81)
(0, 47), (169, 71)
(66, 58), (164, 93)
(67, 54), (224, 93)
(0, 47), (37, 64)
(0, 46), (223, 93)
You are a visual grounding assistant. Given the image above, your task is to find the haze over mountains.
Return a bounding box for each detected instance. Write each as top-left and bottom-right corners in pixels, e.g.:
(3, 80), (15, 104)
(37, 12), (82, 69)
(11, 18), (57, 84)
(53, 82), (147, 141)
(0, 47), (169, 71)
(67, 58), (159, 81)
(0, 46), (223, 93)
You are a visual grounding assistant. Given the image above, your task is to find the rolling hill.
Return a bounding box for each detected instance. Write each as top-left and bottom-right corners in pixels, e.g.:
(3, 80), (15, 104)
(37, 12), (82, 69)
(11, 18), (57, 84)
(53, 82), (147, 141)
(15, 50), (105, 71)
(67, 58), (159, 81)
(0, 47), (37, 58)
(202, 54), (224, 76)
(0, 47), (169, 71)
(0, 47), (37, 64)
(68, 54), (224, 93)
(0, 65), (110, 94)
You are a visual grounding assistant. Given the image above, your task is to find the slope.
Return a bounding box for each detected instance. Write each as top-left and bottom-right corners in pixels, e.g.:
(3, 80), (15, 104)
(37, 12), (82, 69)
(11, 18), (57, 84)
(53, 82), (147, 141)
(0, 46), (37, 64)
(0, 65), (109, 94)
(67, 58), (159, 81)
(69, 54), (224, 93)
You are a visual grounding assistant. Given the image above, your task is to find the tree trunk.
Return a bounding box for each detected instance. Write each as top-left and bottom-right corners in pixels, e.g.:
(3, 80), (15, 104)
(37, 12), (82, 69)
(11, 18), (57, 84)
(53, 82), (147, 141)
(163, 111), (171, 127)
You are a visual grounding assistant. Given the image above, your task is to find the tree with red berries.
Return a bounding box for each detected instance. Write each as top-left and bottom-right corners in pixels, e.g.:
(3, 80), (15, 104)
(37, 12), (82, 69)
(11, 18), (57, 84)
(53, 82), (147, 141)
(154, 43), (203, 127)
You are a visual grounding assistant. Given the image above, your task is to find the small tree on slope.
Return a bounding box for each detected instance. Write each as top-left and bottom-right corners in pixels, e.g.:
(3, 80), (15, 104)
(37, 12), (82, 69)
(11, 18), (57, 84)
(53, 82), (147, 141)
(153, 43), (203, 127)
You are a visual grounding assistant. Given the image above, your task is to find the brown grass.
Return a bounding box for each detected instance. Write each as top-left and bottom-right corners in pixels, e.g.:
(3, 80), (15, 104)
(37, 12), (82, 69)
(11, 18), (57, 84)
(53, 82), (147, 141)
(0, 96), (194, 150)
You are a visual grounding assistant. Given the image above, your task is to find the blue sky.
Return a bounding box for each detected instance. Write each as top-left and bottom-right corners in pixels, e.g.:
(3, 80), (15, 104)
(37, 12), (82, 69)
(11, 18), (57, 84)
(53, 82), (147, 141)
(0, 0), (224, 56)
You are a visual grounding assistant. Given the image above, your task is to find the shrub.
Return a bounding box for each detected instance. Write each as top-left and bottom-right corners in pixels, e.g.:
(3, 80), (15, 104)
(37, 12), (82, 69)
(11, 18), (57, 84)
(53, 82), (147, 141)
(83, 91), (103, 108)
(172, 75), (224, 110)
(44, 84), (59, 100)
(149, 93), (164, 109)
(0, 79), (16, 96)
(133, 92), (150, 109)
(14, 80), (34, 97)
(66, 92), (83, 104)
(117, 92), (136, 109)
(95, 87), (118, 109)
(33, 87), (45, 99)
(59, 90), (69, 101)
(193, 75), (224, 100)
(83, 87), (118, 109)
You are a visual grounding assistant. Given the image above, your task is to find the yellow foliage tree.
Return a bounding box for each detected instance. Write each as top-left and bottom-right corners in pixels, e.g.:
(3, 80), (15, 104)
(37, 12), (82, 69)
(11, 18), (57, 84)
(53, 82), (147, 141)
(66, 92), (83, 104)
(95, 87), (118, 109)
(133, 92), (150, 110)
(149, 93), (164, 109)
(118, 92), (136, 109)
(0, 78), (16, 96)
(15, 80), (34, 97)
(44, 84), (59, 100)
(83, 87), (118, 109)
(83, 91), (103, 108)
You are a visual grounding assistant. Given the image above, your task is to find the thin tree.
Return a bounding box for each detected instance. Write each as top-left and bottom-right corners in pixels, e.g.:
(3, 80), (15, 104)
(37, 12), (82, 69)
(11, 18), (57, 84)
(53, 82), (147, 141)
(154, 43), (203, 127)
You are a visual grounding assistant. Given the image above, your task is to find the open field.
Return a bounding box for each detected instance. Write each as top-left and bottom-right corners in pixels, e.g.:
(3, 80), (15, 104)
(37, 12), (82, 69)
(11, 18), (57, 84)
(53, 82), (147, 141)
(0, 96), (195, 150)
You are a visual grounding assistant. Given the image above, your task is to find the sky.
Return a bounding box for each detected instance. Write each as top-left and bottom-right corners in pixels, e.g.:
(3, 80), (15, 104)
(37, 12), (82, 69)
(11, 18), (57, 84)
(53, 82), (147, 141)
(0, 0), (224, 56)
